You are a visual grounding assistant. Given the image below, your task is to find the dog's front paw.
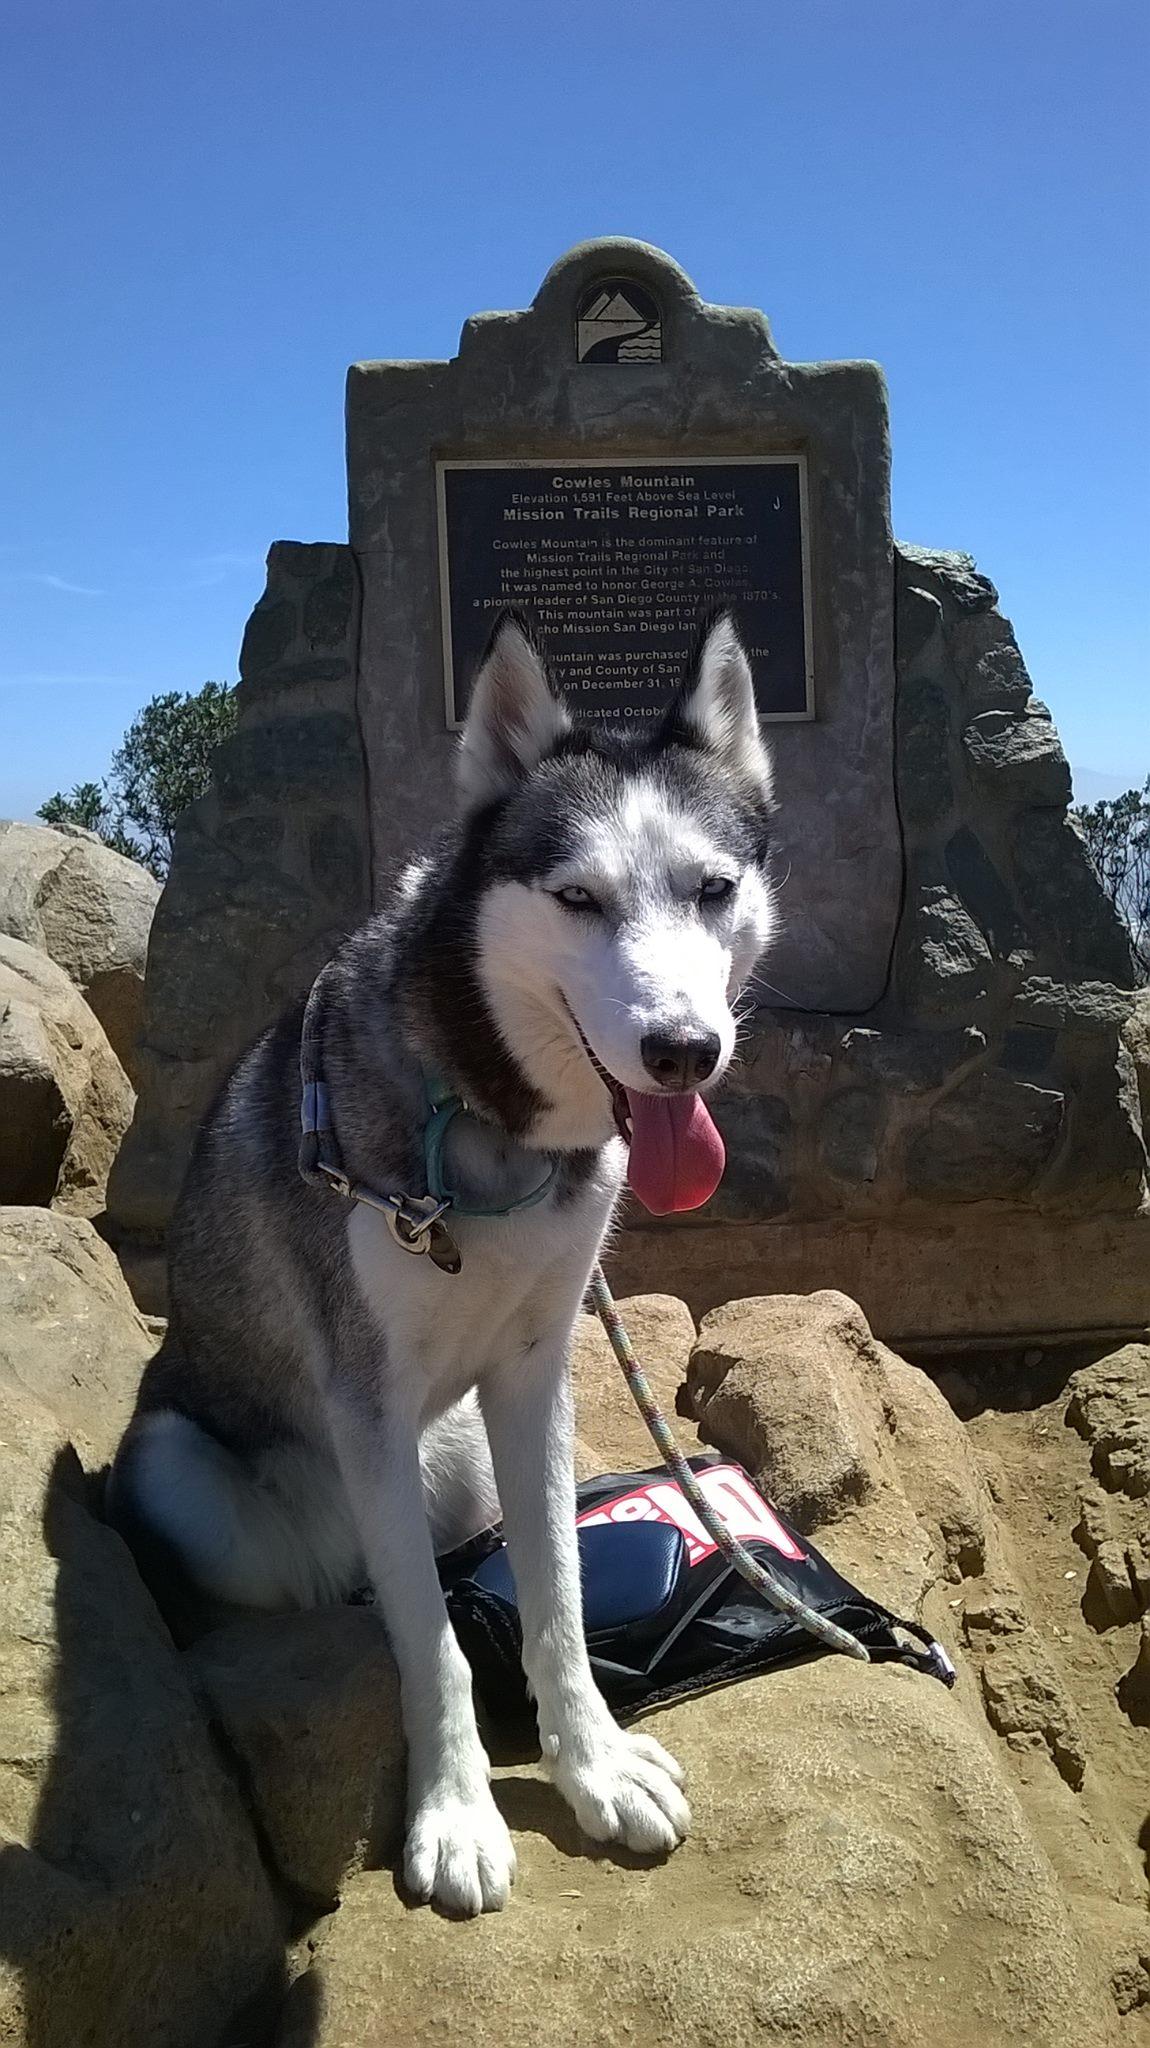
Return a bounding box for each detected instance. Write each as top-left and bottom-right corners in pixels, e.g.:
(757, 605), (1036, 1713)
(549, 1726), (690, 1856)
(404, 1783), (517, 1915)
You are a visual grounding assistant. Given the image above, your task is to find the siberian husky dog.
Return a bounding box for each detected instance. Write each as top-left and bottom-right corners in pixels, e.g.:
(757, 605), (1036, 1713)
(110, 612), (775, 1915)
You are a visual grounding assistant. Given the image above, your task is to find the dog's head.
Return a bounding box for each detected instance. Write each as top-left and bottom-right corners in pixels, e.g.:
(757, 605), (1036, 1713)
(455, 613), (776, 1208)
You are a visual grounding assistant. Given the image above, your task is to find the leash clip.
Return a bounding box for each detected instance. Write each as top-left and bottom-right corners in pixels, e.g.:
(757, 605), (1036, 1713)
(386, 1192), (451, 1250)
(386, 1194), (462, 1273)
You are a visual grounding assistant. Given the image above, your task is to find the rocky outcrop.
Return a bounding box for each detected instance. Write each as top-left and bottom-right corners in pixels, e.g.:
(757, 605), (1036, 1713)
(0, 1207), (155, 1462)
(688, 1289), (993, 1596)
(106, 538), (1150, 1350)
(1067, 1344), (1150, 1499)
(0, 821), (159, 1082)
(701, 551), (1146, 1245)
(1118, 1617), (1150, 1727)
(280, 1660), (1112, 2048)
(0, 1238), (283, 2048)
(278, 1290), (1125, 2048)
(0, 935), (133, 1217)
(1, 1245), (1144, 2045)
(965, 1591), (1088, 1789)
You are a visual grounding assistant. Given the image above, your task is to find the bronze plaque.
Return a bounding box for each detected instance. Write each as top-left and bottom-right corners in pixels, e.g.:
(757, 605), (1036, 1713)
(436, 456), (813, 730)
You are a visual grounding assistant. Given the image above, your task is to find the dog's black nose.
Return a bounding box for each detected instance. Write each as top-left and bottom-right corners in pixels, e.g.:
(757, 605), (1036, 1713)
(640, 1032), (722, 1090)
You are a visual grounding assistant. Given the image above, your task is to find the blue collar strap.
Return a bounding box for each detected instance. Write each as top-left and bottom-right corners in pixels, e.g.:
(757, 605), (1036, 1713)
(422, 1074), (558, 1218)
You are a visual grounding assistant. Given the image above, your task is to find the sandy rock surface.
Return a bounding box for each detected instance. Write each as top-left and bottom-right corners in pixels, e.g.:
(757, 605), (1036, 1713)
(1067, 1343), (1150, 1499)
(0, 1252), (1147, 2046)
(279, 1661), (1112, 2048)
(0, 821), (159, 1082)
(0, 1206), (155, 1463)
(273, 1291), (1145, 2047)
(0, 935), (133, 1216)
(688, 1288), (992, 1614)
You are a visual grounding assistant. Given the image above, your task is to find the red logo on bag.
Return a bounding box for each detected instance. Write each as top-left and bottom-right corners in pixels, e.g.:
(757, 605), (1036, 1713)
(576, 1464), (805, 1567)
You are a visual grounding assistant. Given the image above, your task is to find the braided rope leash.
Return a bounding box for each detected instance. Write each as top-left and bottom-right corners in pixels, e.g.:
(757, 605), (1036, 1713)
(589, 1264), (872, 1663)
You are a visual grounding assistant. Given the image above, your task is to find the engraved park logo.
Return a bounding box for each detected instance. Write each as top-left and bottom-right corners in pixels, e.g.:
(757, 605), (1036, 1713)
(575, 278), (663, 363)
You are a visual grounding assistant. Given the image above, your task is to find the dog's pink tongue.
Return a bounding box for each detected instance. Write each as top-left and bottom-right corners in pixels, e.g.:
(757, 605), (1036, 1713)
(624, 1089), (726, 1214)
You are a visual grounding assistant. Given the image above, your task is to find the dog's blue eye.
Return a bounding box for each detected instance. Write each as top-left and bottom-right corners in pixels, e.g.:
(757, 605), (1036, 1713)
(555, 885), (600, 911)
(700, 876), (735, 903)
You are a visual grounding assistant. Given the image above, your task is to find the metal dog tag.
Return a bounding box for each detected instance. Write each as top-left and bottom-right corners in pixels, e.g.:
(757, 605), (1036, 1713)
(426, 1220), (463, 1275)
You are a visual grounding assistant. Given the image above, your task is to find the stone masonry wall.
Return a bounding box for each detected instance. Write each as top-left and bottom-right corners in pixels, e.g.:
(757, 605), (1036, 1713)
(107, 540), (1147, 1327)
(107, 543), (370, 1236)
(699, 546), (1145, 1234)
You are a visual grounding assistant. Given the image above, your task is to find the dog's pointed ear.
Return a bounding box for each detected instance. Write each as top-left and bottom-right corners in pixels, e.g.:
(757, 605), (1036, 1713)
(457, 615), (571, 811)
(667, 614), (773, 797)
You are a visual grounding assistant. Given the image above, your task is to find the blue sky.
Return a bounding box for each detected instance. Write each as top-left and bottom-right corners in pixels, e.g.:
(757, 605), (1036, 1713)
(2, 0), (1147, 819)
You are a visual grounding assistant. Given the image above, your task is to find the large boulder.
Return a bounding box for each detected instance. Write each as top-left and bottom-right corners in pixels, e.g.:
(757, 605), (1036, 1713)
(0, 1206), (284, 2044)
(196, 1290), (1122, 2048)
(570, 1293), (701, 1475)
(1066, 1344), (1150, 1500)
(0, 1238), (1138, 2046)
(279, 1660), (1116, 2048)
(0, 822), (159, 1082)
(686, 1288), (997, 1607)
(0, 935), (133, 1217)
(684, 1293), (1094, 1785)
(0, 1370), (284, 2048)
(689, 1290), (889, 1532)
(682, 1292), (1150, 2009)
(0, 1207), (155, 1464)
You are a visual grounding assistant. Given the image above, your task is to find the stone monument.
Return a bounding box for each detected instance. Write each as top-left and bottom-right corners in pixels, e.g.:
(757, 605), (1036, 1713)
(108, 239), (1149, 1344)
(345, 241), (898, 1015)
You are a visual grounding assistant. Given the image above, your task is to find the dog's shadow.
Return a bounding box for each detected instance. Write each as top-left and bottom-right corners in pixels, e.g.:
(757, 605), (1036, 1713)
(482, 1714), (677, 1870)
(0, 1449), (302, 2048)
(491, 1771), (669, 1872)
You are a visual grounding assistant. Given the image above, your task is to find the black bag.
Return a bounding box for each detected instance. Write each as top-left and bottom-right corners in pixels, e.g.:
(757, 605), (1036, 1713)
(440, 1454), (954, 1718)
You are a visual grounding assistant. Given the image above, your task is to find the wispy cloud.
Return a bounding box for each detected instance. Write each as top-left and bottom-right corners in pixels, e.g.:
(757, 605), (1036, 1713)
(179, 549), (263, 591)
(12, 572), (106, 597)
(3, 550), (261, 603)
(195, 550), (262, 573)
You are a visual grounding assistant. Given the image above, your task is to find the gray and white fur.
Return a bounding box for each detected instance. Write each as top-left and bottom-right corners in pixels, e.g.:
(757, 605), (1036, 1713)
(110, 612), (776, 1915)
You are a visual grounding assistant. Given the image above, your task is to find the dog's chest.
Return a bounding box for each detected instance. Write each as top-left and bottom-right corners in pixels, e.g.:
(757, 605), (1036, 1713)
(347, 1166), (618, 1401)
